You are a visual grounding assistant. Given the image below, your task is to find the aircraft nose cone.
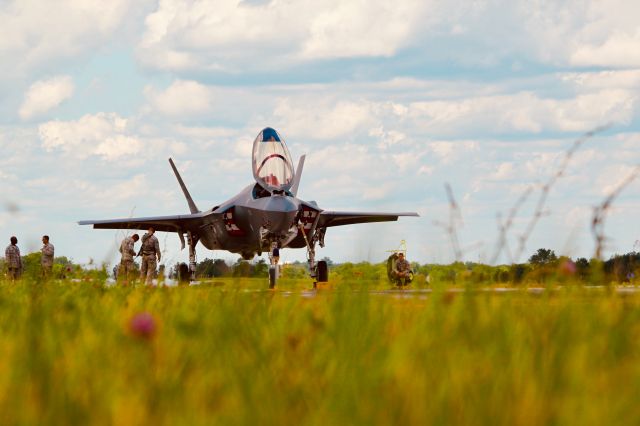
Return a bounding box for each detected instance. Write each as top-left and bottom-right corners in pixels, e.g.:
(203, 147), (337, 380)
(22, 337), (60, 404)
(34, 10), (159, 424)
(255, 196), (299, 233)
(262, 196), (298, 213)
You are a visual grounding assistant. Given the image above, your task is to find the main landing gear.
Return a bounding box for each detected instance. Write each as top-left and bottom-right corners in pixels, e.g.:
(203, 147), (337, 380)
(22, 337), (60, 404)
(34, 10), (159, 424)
(299, 225), (328, 289)
(178, 231), (199, 282)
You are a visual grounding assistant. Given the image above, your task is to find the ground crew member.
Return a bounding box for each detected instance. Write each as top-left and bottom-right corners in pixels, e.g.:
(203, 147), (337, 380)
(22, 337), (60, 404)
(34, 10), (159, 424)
(139, 227), (160, 285)
(119, 233), (139, 284)
(393, 252), (411, 286)
(41, 235), (55, 278)
(5, 236), (22, 281)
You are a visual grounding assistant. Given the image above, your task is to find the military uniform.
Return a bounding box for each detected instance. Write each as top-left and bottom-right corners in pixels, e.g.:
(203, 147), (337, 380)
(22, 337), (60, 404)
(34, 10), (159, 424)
(394, 256), (411, 285)
(5, 244), (21, 280)
(139, 233), (160, 285)
(119, 236), (137, 283)
(41, 242), (55, 278)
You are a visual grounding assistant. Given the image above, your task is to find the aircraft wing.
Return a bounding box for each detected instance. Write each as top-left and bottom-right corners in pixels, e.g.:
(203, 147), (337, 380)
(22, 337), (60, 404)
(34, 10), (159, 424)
(317, 211), (419, 228)
(78, 212), (215, 233)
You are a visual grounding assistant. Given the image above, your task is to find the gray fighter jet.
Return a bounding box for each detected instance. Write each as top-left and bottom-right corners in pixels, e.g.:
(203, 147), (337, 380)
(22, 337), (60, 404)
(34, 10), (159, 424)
(79, 127), (418, 287)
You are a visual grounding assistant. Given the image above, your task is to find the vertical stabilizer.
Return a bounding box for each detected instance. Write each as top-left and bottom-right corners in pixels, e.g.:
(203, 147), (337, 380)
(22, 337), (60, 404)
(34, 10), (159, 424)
(290, 155), (306, 196)
(169, 158), (200, 214)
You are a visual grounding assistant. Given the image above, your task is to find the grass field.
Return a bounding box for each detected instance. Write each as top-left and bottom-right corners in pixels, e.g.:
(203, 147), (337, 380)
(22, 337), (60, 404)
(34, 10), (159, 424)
(1, 277), (640, 425)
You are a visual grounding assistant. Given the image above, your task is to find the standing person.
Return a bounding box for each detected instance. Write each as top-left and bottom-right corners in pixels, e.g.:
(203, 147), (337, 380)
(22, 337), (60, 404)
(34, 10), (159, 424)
(271, 242), (280, 265)
(118, 233), (139, 285)
(139, 227), (161, 285)
(41, 235), (55, 279)
(5, 236), (22, 281)
(393, 252), (411, 287)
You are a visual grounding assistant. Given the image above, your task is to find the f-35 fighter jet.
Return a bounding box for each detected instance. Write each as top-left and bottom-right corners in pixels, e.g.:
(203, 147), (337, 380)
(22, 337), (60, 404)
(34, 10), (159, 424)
(80, 127), (418, 287)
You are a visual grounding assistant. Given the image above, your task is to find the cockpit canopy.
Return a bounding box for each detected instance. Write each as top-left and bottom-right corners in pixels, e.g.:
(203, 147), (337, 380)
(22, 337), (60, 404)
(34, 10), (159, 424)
(252, 127), (294, 192)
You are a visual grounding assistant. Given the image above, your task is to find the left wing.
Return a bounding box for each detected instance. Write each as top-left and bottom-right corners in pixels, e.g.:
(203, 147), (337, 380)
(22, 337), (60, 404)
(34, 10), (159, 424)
(78, 211), (215, 233)
(317, 211), (419, 228)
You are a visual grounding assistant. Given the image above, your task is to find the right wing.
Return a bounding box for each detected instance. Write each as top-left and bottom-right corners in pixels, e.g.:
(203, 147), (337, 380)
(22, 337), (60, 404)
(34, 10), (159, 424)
(317, 211), (419, 228)
(78, 211), (215, 233)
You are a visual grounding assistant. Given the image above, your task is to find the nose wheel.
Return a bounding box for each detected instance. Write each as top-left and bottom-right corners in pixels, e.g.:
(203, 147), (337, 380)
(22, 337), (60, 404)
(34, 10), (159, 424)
(269, 266), (277, 289)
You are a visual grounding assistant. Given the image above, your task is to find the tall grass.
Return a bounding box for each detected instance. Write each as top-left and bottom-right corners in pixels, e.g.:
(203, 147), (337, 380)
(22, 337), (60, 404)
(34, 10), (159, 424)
(0, 278), (639, 425)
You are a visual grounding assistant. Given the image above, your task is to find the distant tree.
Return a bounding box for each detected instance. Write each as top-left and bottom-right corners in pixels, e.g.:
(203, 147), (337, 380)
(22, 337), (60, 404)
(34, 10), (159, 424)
(195, 258), (230, 278)
(575, 257), (590, 278)
(604, 252), (640, 282)
(233, 258), (251, 277)
(509, 264), (530, 284)
(320, 256), (334, 267)
(196, 258), (215, 277)
(252, 258), (268, 277)
(528, 248), (558, 266)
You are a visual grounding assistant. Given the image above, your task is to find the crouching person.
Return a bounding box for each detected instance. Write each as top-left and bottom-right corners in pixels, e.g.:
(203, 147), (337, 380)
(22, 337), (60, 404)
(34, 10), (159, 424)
(393, 252), (411, 287)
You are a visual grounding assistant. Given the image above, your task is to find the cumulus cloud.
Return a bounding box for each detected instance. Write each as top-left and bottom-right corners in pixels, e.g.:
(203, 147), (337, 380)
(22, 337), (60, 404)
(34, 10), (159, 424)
(144, 80), (214, 117)
(0, 0), (152, 75)
(273, 98), (374, 140)
(134, 0), (640, 73)
(138, 0), (430, 71)
(18, 75), (74, 120)
(596, 164), (640, 196)
(571, 30), (640, 68)
(38, 113), (142, 161)
(300, 0), (426, 59)
(403, 89), (636, 135)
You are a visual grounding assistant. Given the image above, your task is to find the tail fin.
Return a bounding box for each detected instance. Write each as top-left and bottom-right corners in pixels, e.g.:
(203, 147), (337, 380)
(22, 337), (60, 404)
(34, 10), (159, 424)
(290, 155), (305, 197)
(169, 158), (200, 214)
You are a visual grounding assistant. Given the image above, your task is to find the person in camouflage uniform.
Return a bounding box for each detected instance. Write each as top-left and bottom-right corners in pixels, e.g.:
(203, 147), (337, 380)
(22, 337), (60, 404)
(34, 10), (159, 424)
(118, 233), (139, 284)
(139, 227), (161, 285)
(5, 236), (22, 281)
(41, 235), (55, 279)
(393, 252), (411, 286)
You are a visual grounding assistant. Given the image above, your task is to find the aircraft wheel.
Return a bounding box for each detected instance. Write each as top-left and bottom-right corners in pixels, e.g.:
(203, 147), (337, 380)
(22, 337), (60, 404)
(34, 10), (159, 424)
(269, 266), (277, 289)
(177, 263), (190, 284)
(316, 260), (328, 282)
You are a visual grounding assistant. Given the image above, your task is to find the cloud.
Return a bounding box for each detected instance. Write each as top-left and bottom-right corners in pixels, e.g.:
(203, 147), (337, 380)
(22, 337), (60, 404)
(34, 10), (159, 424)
(404, 89), (636, 135)
(490, 162), (516, 181)
(0, 0), (151, 75)
(38, 113), (142, 161)
(300, 0), (427, 59)
(596, 164), (640, 196)
(18, 75), (75, 120)
(144, 80), (214, 117)
(137, 0), (429, 71)
(429, 141), (479, 164)
(273, 98), (374, 139)
(571, 30), (640, 68)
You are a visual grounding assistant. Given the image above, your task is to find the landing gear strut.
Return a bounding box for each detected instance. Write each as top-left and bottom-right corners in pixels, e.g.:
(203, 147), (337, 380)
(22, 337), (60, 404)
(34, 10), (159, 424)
(299, 225), (328, 288)
(187, 231), (199, 281)
(267, 241), (279, 289)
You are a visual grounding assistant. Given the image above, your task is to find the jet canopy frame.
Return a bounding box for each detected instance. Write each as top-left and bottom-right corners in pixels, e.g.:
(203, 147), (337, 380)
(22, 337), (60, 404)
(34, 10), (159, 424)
(252, 127), (295, 192)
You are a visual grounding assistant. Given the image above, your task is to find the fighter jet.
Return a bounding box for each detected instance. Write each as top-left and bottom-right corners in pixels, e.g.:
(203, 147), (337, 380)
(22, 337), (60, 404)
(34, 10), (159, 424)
(79, 127), (418, 287)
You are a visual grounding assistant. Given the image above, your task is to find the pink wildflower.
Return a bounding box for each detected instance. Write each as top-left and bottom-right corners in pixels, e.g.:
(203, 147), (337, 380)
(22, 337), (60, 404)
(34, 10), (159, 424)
(129, 312), (156, 339)
(559, 259), (577, 276)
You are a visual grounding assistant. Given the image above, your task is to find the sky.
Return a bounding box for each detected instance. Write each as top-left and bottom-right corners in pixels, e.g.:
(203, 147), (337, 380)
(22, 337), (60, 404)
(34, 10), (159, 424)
(0, 0), (639, 269)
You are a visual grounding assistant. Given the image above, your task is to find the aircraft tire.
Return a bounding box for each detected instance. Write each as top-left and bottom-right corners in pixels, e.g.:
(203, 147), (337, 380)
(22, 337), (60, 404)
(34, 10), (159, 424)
(317, 260), (328, 282)
(177, 263), (190, 284)
(269, 266), (277, 289)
